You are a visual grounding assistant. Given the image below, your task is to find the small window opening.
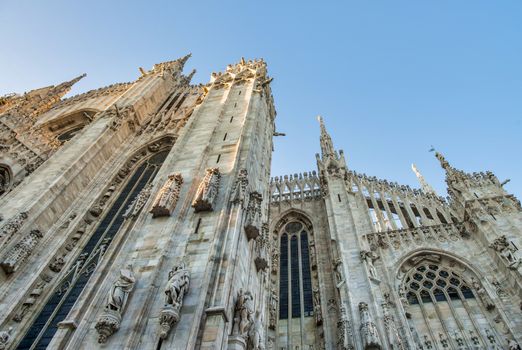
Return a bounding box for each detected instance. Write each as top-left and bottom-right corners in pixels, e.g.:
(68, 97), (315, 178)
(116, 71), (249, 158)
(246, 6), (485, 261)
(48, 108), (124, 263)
(230, 116), (234, 123)
(195, 218), (202, 234)
(238, 90), (242, 95)
(223, 133), (227, 141)
(234, 102), (237, 107)
(216, 154), (221, 163)
(337, 194), (341, 202)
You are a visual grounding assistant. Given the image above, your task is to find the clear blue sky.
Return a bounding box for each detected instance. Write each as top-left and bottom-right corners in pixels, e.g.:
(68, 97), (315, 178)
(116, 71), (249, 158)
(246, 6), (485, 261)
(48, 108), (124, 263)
(1, 1), (521, 198)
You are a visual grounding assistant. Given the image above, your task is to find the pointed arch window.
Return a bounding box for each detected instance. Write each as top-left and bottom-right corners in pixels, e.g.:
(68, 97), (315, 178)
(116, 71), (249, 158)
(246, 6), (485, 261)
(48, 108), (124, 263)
(17, 150), (170, 349)
(400, 254), (511, 349)
(278, 221), (314, 320)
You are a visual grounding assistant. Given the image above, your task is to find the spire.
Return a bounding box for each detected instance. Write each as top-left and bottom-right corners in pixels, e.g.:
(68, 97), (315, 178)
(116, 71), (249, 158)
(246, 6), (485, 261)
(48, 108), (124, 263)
(53, 73), (87, 98)
(435, 151), (451, 171)
(317, 115), (337, 160)
(411, 163), (436, 195)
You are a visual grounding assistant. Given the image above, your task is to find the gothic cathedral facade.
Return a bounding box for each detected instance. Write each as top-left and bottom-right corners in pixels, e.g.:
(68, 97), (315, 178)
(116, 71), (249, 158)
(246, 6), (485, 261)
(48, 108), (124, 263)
(0, 56), (521, 350)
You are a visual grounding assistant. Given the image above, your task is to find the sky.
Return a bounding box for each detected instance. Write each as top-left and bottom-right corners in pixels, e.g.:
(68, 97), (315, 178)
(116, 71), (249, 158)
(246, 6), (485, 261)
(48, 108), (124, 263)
(1, 1), (521, 198)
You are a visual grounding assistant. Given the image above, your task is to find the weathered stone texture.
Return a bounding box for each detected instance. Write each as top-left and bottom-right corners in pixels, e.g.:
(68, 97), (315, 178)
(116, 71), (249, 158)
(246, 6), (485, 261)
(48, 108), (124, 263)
(0, 56), (520, 350)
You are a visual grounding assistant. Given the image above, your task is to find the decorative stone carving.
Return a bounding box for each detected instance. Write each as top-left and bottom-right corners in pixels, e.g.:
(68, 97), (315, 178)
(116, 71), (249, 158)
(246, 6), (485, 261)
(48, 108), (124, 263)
(489, 235), (521, 269)
(470, 277), (495, 310)
(159, 262), (190, 339)
(49, 256), (66, 272)
(1, 229), (43, 274)
(313, 287), (323, 325)
(95, 265), (136, 343)
(150, 173), (183, 217)
(309, 241), (317, 269)
(268, 288), (277, 330)
(13, 281), (46, 321)
(230, 168), (248, 206)
(337, 306), (354, 350)
(381, 302), (404, 350)
(232, 289), (254, 339)
(124, 183), (153, 218)
(192, 168), (221, 212)
(255, 223), (269, 271)
(0, 327), (13, 350)
(247, 314), (265, 350)
(360, 250), (380, 279)
(334, 258), (344, 284)
(244, 192), (262, 240)
(0, 211), (28, 246)
(271, 242), (279, 275)
(359, 302), (382, 350)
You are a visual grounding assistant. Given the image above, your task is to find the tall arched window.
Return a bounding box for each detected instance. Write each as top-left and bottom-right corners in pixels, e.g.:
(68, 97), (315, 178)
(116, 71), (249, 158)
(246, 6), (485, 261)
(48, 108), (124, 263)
(17, 149), (170, 349)
(400, 254), (512, 349)
(278, 221), (313, 320)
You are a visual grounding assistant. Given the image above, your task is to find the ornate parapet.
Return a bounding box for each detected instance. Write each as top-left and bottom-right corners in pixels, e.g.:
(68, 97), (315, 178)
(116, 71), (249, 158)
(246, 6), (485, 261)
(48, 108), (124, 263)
(364, 222), (466, 251)
(150, 173), (183, 217)
(192, 168), (221, 212)
(0, 229), (43, 274)
(270, 171), (321, 203)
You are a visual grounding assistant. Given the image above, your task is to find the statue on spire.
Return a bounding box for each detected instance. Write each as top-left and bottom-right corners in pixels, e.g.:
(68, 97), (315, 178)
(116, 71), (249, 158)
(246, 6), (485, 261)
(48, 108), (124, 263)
(317, 115), (337, 161)
(411, 163), (436, 195)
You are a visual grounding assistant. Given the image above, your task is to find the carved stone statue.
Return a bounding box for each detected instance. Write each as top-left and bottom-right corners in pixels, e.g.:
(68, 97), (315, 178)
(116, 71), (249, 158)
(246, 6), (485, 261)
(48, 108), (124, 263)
(244, 192), (262, 240)
(95, 265), (136, 343)
(0, 327), (13, 350)
(334, 258), (344, 284)
(192, 168), (221, 212)
(313, 287), (323, 325)
(360, 250), (380, 279)
(248, 314), (265, 350)
(1, 229), (43, 274)
(233, 289), (254, 338)
(470, 277), (495, 310)
(255, 223), (269, 271)
(123, 182), (153, 218)
(150, 173), (183, 217)
(489, 235), (521, 269)
(160, 262), (190, 339)
(268, 288), (278, 330)
(230, 168), (248, 206)
(359, 302), (382, 350)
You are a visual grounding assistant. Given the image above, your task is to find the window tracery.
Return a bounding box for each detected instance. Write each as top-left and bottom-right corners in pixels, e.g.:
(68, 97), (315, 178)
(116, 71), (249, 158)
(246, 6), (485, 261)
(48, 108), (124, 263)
(399, 254), (514, 349)
(17, 148), (170, 349)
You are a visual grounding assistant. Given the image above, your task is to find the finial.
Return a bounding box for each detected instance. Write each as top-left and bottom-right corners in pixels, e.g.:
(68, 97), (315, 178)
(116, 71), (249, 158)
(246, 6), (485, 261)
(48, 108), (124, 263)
(411, 163), (436, 195)
(240, 57), (246, 65)
(435, 152), (450, 170)
(186, 69), (196, 81)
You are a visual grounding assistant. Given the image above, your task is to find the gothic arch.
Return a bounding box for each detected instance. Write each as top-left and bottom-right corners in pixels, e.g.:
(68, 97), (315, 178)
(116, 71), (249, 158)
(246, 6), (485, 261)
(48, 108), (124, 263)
(270, 210), (323, 349)
(42, 108), (100, 143)
(395, 249), (516, 349)
(16, 139), (174, 349)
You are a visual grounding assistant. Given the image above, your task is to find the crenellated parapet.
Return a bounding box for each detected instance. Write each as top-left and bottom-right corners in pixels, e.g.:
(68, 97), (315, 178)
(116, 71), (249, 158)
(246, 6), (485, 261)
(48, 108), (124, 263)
(270, 171), (321, 203)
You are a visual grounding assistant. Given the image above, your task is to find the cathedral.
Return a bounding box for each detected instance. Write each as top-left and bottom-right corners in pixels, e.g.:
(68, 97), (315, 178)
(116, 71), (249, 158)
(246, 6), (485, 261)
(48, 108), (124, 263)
(0, 55), (521, 350)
